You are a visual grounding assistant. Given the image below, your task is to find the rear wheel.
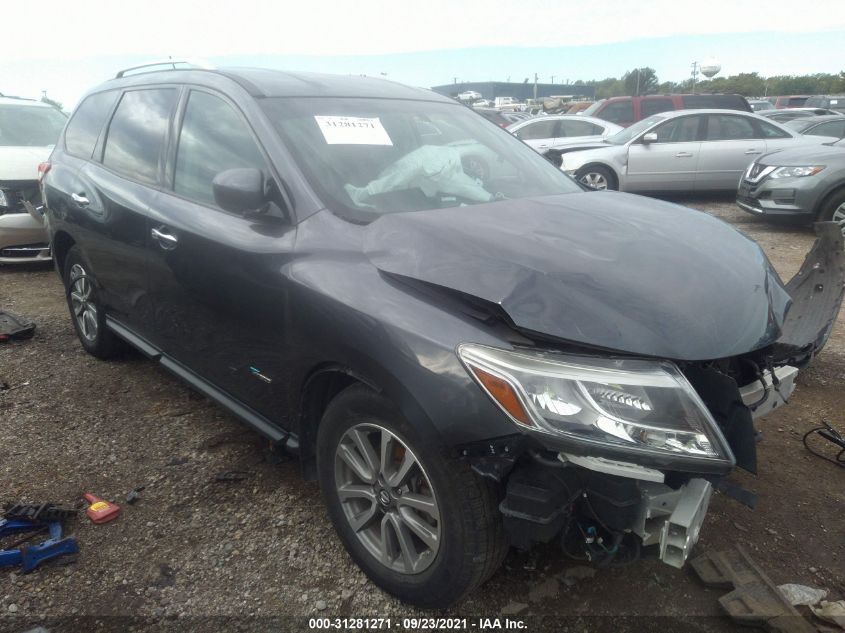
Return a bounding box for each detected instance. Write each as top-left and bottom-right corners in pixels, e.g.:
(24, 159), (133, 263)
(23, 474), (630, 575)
(819, 189), (845, 236)
(63, 246), (124, 359)
(576, 165), (617, 190)
(317, 384), (507, 608)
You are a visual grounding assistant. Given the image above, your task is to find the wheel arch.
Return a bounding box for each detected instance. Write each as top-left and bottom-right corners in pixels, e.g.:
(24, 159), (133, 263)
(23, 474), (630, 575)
(815, 183), (845, 219)
(296, 362), (440, 481)
(51, 230), (76, 278)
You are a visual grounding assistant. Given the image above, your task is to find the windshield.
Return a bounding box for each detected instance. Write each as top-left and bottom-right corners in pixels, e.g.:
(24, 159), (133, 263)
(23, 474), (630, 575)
(581, 100), (604, 117)
(0, 104), (66, 147)
(605, 115), (669, 145)
(262, 97), (582, 220)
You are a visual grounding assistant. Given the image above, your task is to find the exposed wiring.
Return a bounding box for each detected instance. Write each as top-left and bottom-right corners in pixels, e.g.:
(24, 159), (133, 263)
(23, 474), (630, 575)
(803, 422), (845, 468)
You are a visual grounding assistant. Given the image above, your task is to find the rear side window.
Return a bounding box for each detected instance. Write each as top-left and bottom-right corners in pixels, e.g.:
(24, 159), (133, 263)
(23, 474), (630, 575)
(514, 119), (558, 140)
(705, 115), (758, 140)
(599, 100), (634, 125)
(641, 98), (674, 117)
(788, 97), (808, 107)
(64, 91), (118, 158)
(174, 91), (266, 207)
(103, 89), (178, 185)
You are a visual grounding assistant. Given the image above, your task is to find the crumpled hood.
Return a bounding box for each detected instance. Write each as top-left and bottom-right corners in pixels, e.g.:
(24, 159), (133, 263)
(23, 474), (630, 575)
(364, 192), (792, 361)
(0, 146), (52, 181)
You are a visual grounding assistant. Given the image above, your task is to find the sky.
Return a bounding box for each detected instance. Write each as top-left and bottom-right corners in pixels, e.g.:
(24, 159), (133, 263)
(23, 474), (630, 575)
(2, 0), (845, 108)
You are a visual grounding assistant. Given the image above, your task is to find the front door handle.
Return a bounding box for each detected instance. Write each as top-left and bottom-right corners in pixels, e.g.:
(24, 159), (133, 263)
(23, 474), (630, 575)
(151, 226), (178, 250)
(71, 193), (90, 206)
(745, 149), (763, 155)
(675, 152), (694, 158)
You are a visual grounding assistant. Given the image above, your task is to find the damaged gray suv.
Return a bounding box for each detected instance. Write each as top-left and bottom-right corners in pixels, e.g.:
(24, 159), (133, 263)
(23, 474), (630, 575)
(42, 63), (845, 608)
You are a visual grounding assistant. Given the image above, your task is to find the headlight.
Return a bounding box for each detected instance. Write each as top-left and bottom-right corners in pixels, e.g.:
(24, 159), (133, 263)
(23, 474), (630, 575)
(458, 344), (732, 464)
(769, 165), (825, 179)
(0, 189), (8, 208)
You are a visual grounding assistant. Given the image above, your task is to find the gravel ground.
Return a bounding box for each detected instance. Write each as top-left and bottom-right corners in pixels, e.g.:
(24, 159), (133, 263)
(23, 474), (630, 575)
(1, 197), (843, 633)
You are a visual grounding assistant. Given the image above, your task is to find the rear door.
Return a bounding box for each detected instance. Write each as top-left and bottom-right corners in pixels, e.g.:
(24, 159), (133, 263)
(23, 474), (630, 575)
(696, 114), (767, 191)
(71, 87), (179, 337)
(511, 118), (559, 150)
(625, 114), (704, 191)
(145, 88), (296, 419)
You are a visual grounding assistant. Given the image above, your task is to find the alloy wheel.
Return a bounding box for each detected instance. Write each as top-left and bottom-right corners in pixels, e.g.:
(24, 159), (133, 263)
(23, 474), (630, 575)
(334, 423), (441, 574)
(833, 203), (845, 237)
(580, 172), (608, 190)
(69, 263), (98, 341)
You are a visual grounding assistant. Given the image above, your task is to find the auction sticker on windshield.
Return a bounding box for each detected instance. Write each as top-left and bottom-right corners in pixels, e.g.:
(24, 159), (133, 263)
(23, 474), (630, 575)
(315, 116), (393, 145)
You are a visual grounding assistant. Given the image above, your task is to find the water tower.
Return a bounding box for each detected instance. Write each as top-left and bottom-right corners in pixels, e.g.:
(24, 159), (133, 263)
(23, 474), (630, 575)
(700, 58), (721, 78)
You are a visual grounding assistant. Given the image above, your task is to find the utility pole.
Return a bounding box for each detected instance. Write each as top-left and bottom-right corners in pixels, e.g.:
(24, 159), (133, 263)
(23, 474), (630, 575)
(690, 62), (699, 94)
(550, 75), (556, 84)
(635, 69), (641, 97)
(533, 73), (538, 101)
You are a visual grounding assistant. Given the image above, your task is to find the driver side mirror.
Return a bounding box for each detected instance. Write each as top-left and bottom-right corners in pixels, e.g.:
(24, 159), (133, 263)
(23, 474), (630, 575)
(212, 168), (267, 214)
(641, 132), (658, 144)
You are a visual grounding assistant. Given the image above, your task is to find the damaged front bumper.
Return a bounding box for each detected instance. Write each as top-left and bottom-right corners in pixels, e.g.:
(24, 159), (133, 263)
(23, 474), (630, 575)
(473, 223), (845, 571)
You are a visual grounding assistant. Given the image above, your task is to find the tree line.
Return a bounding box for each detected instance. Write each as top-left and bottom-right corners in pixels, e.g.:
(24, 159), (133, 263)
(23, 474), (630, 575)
(577, 68), (845, 99)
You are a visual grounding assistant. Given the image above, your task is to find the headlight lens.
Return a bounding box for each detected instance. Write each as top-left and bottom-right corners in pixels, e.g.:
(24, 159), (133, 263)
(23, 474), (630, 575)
(769, 165), (825, 179)
(459, 344), (731, 463)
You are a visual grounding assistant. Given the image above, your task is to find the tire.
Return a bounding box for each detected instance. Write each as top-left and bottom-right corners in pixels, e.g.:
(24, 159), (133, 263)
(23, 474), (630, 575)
(317, 384), (507, 608)
(818, 189), (845, 235)
(63, 246), (124, 359)
(576, 164), (617, 191)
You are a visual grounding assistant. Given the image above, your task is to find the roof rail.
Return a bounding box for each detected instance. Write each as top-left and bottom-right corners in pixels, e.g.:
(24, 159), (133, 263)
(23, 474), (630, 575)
(114, 58), (215, 79)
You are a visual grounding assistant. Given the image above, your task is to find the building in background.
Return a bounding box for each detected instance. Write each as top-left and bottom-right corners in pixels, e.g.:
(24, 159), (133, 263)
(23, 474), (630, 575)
(431, 81), (595, 102)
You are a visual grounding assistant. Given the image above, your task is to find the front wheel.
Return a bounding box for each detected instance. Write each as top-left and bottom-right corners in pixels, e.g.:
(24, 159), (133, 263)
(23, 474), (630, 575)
(576, 165), (617, 191)
(317, 384), (507, 608)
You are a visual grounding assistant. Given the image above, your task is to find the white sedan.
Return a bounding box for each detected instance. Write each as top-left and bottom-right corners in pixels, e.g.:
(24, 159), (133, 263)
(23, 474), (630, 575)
(506, 114), (623, 152)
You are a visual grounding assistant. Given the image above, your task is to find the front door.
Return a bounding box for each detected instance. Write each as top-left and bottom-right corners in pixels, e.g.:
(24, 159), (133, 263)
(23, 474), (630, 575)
(144, 89), (296, 421)
(626, 114), (704, 191)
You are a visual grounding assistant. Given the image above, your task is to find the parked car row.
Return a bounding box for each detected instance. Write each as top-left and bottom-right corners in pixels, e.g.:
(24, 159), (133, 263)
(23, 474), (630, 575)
(37, 62), (845, 608)
(549, 109), (829, 192)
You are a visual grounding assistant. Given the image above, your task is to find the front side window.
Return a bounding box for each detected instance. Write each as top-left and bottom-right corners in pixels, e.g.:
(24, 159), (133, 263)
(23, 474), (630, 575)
(514, 119), (558, 140)
(0, 104), (66, 147)
(605, 114), (669, 145)
(560, 120), (601, 137)
(103, 89), (178, 184)
(758, 120), (793, 138)
(705, 115), (758, 141)
(174, 91), (266, 206)
(652, 116), (702, 142)
(64, 91), (118, 158)
(261, 97), (581, 221)
(788, 97), (808, 107)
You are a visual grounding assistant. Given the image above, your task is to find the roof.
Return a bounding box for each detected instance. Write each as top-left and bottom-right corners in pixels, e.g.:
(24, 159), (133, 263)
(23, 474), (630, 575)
(0, 96), (53, 107)
(99, 66), (452, 103)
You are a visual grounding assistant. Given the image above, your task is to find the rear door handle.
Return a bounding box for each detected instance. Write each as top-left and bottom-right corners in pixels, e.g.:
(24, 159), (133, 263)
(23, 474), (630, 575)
(151, 226), (178, 250)
(745, 149), (763, 155)
(675, 152), (694, 158)
(71, 193), (90, 206)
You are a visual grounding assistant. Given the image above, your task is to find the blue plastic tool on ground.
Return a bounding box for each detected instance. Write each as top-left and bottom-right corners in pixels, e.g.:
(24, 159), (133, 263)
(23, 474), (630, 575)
(0, 518), (79, 572)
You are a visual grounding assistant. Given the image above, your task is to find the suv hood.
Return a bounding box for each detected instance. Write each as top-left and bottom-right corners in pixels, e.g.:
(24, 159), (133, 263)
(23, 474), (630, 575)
(0, 146), (52, 181)
(365, 192), (793, 361)
(759, 144), (845, 166)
